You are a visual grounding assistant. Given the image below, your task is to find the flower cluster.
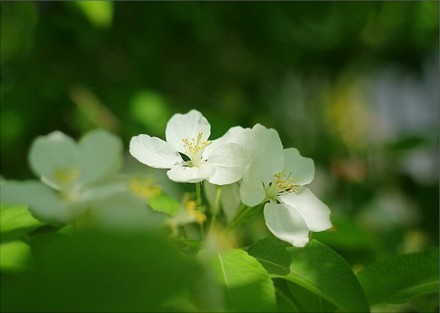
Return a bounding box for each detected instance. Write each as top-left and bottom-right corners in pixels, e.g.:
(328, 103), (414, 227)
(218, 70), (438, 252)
(130, 110), (332, 247)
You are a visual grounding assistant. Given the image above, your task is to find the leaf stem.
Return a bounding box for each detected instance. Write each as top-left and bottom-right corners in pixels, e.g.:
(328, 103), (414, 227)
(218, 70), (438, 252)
(195, 182), (205, 238)
(196, 182), (202, 207)
(224, 204), (251, 233)
(209, 186), (222, 232)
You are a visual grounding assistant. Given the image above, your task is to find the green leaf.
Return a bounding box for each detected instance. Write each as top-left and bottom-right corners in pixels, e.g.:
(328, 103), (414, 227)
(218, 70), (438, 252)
(386, 134), (426, 153)
(0, 240), (31, 272)
(273, 239), (370, 312)
(130, 90), (170, 136)
(0, 204), (44, 241)
(1, 229), (202, 312)
(313, 216), (378, 250)
(248, 235), (291, 276)
(357, 248), (439, 305)
(286, 281), (336, 313)
(75, 1), (113, 28)
(206, 249), (276, 312)
(272, 279), (300, 312)
(148, 192), (181, 216)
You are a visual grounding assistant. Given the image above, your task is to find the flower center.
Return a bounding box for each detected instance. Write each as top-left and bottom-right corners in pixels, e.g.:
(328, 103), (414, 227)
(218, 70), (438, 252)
(274, 172), (299, 193)
(53, 166), (80, 187)
(265, 171), (299, 200)
(182, 132), (211, 167)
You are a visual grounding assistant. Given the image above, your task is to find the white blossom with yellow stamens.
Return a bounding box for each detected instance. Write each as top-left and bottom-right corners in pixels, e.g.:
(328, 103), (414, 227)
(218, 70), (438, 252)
(130, 110), (249, 185)
(240, 124), (332, 247)
(1, 129), (128, 225)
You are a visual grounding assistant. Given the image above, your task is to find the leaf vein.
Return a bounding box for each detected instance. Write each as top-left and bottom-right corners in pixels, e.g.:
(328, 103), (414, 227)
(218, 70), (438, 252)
(254, 256), (290, 272)
(217, 251), (232, 302)
(288, 269), (350, 312)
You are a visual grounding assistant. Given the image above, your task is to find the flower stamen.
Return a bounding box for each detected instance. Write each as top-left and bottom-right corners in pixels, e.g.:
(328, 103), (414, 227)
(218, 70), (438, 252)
(182, 132), (211, 167)
(183, 193), (207, 224)
(274, 171), (299, 194)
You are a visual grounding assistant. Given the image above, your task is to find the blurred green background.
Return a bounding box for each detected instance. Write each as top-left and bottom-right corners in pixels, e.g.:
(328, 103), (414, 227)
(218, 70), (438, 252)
(1, 1), (438, 263)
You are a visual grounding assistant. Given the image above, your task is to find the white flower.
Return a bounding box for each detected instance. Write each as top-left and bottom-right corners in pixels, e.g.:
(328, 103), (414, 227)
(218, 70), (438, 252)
(1, 129), (127, 225)
(130, 110), (249, 185)
(240, 124), (332, 247)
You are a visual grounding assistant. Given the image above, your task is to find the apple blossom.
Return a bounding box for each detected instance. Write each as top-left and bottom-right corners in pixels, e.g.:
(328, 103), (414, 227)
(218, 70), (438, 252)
(130, 110), (249, 185)
(240, 124), (332, 247)
(1, 130), (129, 225)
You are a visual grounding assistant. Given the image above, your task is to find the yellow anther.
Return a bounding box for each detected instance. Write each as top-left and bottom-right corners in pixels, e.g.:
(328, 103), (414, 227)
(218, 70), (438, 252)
(182, 192), (207, 224)
(186, 203), (207, 224)
(185, 199), (197, 211)
(273, 171), (299, 194)
(130, 178), (162, 199)
(182, 132), (211, 156)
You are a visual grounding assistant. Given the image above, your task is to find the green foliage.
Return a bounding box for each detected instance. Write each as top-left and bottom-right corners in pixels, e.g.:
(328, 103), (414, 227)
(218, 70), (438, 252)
(205, 249), (276, 312)
(0, 240), (31, 272)
(286, 281), (336, 313)
(284, 240), (370, 312)
(74, 1), (113, 28)
(0, 203), (42, 275)
(130, 90), (171, 136)
(357, 248), (439, 305)
(148, 192), (181, 216)
(0, 204), (44, 241)
(249, 237), (370, 313)
(1, 229), (202, 312)
(247, 235), (291, 276)
(313, 216), (377, 250)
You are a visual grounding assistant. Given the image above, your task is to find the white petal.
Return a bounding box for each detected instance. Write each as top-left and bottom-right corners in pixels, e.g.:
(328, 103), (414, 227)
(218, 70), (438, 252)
(129, 134), (183, 169)
(204, 126), (251, 158)
(84, 193), (164, 232)
(78, 129), (123, 186)
(282, 148), (315, 186)
(203, 181), (218, 208)
(279, 188), (332, 232)
(167, 164), (215, 183)
(0, 180), (82, 225)
(239, 159), (266, 207)
(28, 131), (80, 191)
(220, 126), (251, 145)
(165, 110), (211, 153)
(207, 143), (248, 185)
(249, 124), (284, 183)
(264, 202), (310, 247)
(79, 182), (129, 203)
